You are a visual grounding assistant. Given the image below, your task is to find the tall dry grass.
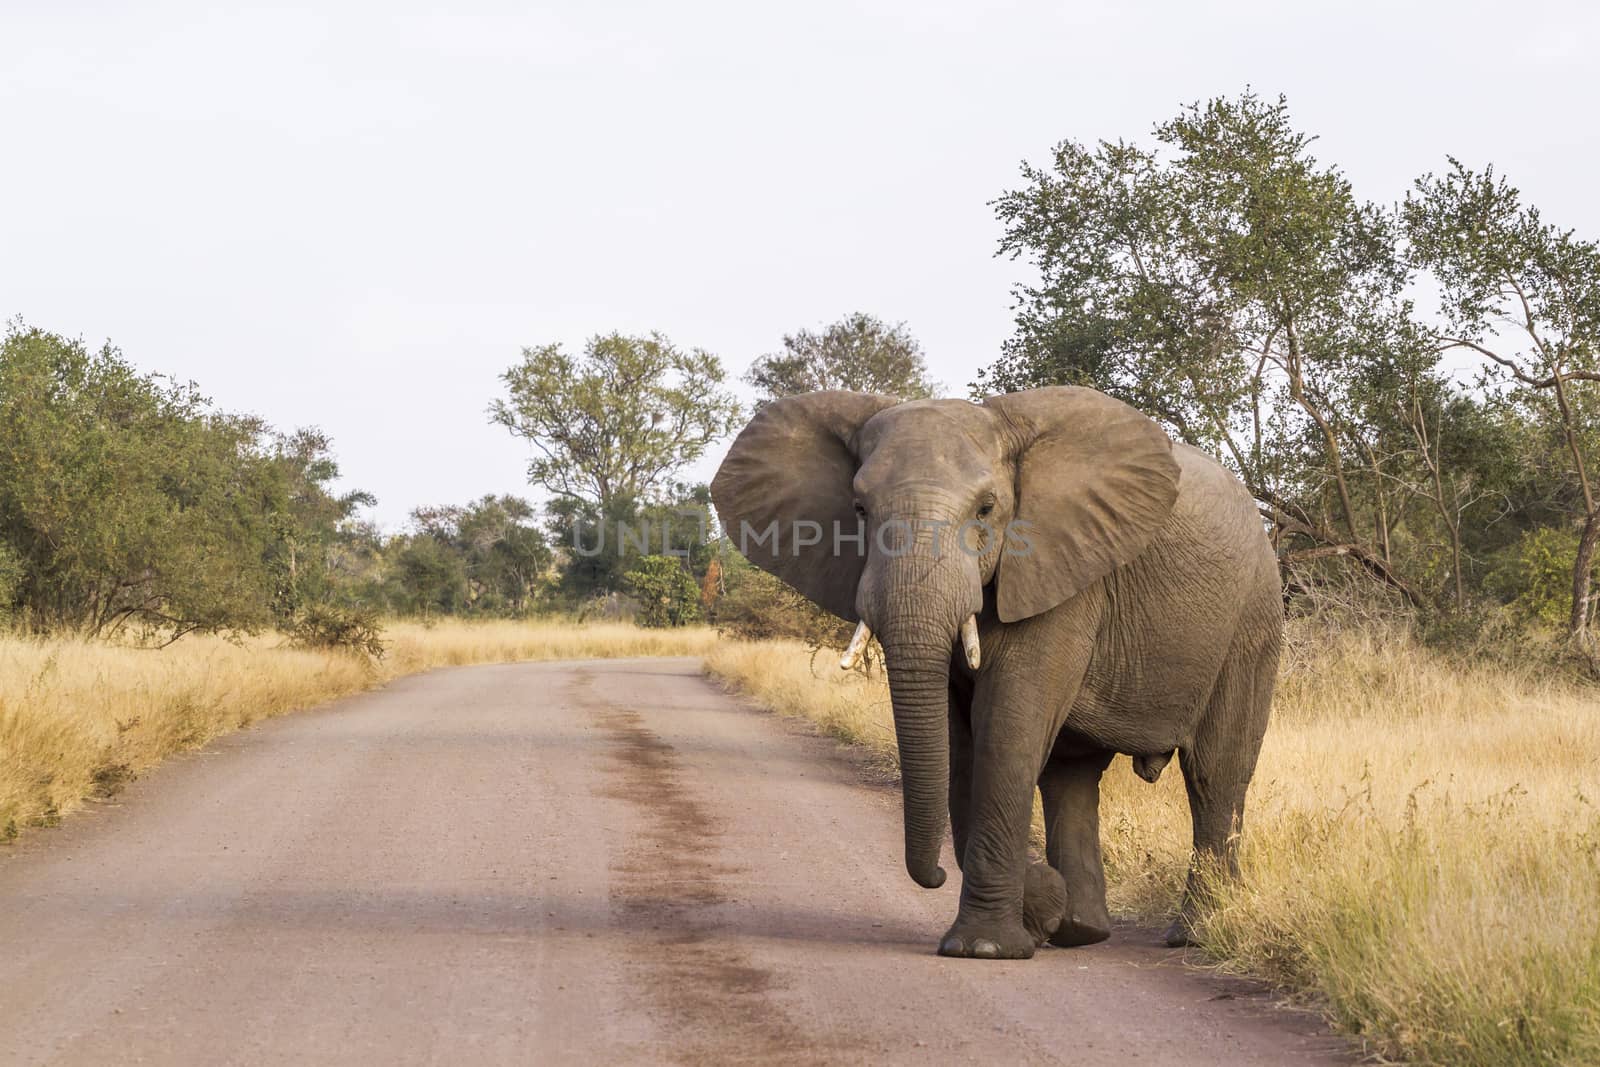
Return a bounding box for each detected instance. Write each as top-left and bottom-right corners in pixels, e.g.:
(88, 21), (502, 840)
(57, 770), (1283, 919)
(703, 624), (1600, 1066)
(0, 619), (716, 839)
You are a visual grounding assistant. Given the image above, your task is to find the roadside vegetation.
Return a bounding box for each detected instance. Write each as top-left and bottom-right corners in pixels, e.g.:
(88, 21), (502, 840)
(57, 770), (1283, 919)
(705, 624), (1600, 1067)
(983, 92), (1600, 654)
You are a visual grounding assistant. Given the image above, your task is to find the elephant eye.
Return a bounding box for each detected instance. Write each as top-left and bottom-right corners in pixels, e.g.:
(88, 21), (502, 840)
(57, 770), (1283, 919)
(976, 495), (996, 519)
(853, 500), (868, 518)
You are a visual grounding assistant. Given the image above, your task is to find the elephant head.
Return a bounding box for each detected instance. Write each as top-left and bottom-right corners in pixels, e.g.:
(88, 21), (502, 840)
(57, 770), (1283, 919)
(710, 388), (1180, 890)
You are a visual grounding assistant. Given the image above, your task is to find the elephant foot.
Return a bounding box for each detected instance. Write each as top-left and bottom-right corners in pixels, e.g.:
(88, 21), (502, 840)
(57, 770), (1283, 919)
(1051, 912), (1112, 947)
(937, 918), (1037, 960)
(1049, 877), (1111, 948)
(1022, 862), (1067, 945)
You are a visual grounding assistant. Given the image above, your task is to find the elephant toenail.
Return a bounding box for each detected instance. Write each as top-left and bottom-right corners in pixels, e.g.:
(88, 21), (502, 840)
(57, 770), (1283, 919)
(939, 936), (965, 957)
(972, 939), (1000, 958)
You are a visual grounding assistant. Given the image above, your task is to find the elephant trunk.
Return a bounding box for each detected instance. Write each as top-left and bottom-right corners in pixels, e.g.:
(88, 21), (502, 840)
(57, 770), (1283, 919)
(857, 498), (983, 890)
(877, 609), (963, 890)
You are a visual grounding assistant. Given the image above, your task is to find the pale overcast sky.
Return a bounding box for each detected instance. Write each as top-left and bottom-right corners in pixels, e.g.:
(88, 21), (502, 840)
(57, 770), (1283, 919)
(4, 2), (1596, 527)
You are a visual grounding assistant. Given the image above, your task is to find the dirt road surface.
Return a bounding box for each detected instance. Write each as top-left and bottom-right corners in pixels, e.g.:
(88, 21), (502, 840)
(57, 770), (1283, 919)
(0, 658), (1348, 1065)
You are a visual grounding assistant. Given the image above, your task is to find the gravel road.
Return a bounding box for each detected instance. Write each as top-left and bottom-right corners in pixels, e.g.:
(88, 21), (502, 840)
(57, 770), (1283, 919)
(0, 657), (1348, 1065)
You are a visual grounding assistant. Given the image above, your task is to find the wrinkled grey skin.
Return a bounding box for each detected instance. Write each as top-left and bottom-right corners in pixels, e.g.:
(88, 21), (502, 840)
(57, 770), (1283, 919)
(711, 387), (1280, 959)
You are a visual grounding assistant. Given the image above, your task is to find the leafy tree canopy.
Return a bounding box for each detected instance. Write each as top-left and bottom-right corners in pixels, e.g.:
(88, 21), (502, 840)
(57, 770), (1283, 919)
(0, 322), (371, 640)
(746, 312), (938, 402)
(490, 332), (741, 508)
(975, 91), (1600, 631)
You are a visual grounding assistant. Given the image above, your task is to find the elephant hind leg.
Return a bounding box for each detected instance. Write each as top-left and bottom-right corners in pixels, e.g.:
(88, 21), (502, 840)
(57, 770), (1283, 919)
(1038, 750), (1116, 947)
(1168, 634), (1278, 947)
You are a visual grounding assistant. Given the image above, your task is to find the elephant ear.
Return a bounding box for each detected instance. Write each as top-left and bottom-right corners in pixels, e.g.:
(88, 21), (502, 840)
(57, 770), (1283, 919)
(984, 386), (1180, 623)
(711, 391), (899, 622)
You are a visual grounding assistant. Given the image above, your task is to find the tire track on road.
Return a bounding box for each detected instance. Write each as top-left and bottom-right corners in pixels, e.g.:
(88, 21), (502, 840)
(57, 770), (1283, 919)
(575, 670), (833, 1064)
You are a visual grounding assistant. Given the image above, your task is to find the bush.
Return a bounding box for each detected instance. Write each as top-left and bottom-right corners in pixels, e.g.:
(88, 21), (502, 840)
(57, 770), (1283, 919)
(623, 556), (702, 628)
(714, 562), (853, 651)
(284, 604), (386, 658)
(0, 541), (23, 620)
(0, 324), (373, 638)
(1484, 526), (1584, 628)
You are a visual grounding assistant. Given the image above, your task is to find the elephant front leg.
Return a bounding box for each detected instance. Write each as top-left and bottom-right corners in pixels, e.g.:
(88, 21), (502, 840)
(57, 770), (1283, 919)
(937, 703), (1055, 960)
(1039, 751), (1114, 946)
(947, 684), (1064, 954)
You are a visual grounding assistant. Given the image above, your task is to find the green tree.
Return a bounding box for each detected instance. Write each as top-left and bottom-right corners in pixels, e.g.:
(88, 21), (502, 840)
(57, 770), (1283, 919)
(1485, 526), (1589, 629)
(0, 541), (25, 621)
(406, 495), (552, 614)
(982, 91), (1436, 606)
(490, 332), (737, 603)
(263, 427), (377, 622)
(745, 312), (939, 402)
(1404, 161), (1600, 643)
(0, 322), (374, 641)
(0, 325), (262, 637)
(490, 332), (741, 507)
(388, 535), (469, 617)
(323, 519), (389, 607)
(623, 555), (702, 628)
(545, 483), (713, 602)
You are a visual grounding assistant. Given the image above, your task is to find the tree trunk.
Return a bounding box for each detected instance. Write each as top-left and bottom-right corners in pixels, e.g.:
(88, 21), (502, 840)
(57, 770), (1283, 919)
(1569, 510), (1600, 646)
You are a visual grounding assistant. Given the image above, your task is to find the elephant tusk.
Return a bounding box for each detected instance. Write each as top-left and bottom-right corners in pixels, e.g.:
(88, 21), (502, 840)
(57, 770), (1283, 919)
(840, 620), (873, 670)
(960, 615), (981, 670)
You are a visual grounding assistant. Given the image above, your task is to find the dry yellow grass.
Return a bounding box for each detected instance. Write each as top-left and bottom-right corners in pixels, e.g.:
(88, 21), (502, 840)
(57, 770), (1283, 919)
(0, 619), (716, 840)
(703, 625), (1600, 1067)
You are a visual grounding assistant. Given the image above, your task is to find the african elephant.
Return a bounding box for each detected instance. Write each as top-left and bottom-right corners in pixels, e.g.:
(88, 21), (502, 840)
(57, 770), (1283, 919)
(710, 386), (1280, 958)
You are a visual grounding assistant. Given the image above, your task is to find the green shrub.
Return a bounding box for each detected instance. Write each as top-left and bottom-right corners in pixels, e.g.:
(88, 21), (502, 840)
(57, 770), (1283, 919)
(1485, 527), (1583, 628)
(714, 560), (852, 650)
(623, 556), (702, 628)
(0, 541), (23, 619)
(284, 604), (386, 658)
